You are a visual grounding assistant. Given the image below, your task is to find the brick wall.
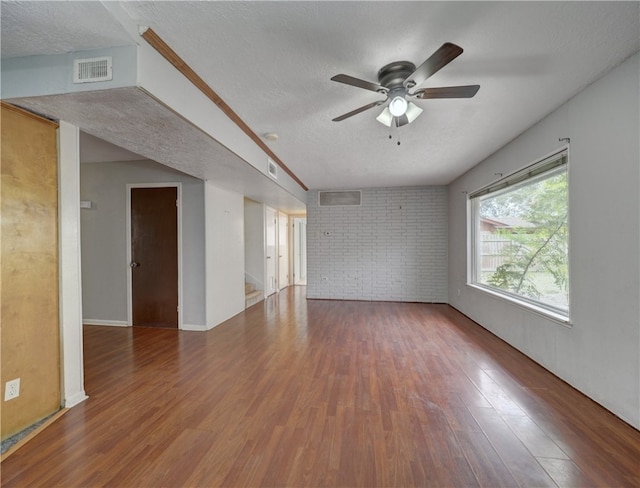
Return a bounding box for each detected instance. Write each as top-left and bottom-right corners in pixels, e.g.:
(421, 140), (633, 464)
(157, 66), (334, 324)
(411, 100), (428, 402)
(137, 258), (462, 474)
(307, 187), (448, 302)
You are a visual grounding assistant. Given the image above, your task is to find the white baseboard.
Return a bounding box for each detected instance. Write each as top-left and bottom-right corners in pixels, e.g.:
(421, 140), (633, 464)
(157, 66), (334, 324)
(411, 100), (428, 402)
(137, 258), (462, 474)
(181, 323), (207, 331)
(64, 391), (89, 408)
(84, 320), (208, 331)
(83, 319), (129, 327)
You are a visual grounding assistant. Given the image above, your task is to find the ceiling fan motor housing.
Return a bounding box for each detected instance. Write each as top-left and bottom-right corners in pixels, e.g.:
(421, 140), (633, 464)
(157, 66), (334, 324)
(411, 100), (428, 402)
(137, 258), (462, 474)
(377, 61), (416, 89)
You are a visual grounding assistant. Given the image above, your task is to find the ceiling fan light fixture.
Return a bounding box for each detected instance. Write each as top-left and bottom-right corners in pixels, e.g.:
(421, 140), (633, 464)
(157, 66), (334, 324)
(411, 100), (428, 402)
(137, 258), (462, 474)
(376, 101), (423, 127)
(389, 95), (408, 117)
(376, 107), (393, 127)
(405, 102), (423, 123)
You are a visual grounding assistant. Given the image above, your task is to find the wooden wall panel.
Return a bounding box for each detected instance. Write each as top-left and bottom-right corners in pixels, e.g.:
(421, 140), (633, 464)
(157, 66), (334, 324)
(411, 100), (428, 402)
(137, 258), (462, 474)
(1, 103), (61, 439)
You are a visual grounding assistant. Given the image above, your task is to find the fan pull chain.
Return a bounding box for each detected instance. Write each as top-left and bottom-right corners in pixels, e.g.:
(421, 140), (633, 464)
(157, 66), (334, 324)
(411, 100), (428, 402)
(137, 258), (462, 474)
(387, 118), (402, 145)
(388, 133), (401, 145)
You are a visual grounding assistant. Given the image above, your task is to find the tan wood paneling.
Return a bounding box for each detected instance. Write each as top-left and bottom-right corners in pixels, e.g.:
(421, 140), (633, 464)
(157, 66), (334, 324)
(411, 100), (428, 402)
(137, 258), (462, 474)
(1, 102), (61, 439)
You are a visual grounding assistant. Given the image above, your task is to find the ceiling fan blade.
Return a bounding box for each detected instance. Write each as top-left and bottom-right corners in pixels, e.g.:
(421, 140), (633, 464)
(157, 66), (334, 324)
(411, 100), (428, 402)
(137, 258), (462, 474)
(404, 42), (464, 88)
(331, 74), (387, 94)
(413, 85), (480, 99)
(332, 100), (387, 122)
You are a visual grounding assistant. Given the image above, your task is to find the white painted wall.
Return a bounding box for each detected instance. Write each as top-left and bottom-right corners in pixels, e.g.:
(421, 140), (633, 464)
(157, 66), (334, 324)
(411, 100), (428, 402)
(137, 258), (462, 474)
(0, 46), (138, 99)
(307, 187), (448, 302)
(244, 199), (266, 292)
(80, 160), (205, 328)
(58, 121), (88, 408)
(448, 52), (640, 428)
(205, 182), (246, 328)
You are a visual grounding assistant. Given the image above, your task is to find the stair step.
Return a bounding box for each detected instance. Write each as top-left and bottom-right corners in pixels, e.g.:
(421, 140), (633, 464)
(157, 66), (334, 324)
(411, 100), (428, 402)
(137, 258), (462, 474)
(245, 283), (254, 294)
(245, 290), (263, 309)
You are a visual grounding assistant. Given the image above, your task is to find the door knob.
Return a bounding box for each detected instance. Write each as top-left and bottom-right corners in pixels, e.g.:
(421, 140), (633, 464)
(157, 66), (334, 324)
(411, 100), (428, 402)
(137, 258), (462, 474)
(130, 261), (140, 268)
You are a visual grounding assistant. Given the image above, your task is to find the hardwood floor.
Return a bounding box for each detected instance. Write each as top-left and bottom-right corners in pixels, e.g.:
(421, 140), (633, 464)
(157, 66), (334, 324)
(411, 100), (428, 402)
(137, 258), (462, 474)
(2, 286), (639, 487)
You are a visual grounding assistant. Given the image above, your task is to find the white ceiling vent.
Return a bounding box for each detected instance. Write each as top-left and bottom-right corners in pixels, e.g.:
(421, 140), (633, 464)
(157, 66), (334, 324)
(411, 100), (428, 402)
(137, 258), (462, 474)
(73, 56), (112, 83)
(318, 190), (361, 207)
(267, 158), (278, 179)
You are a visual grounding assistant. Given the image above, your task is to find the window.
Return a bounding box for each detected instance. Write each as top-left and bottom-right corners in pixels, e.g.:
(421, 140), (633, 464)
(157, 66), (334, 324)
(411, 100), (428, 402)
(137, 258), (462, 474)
(469, 150), (569, 320)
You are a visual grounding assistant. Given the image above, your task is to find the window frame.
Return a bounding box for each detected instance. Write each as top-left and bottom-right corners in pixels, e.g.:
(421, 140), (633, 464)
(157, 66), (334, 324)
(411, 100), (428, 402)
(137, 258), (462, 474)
(467, 148), (571, 325)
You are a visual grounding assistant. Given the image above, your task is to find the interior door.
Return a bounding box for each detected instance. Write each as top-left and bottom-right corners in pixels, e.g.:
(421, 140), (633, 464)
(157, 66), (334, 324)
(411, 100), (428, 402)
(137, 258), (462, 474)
(131, 187), (178, 328)
(265, 206), (277, 296)
(278, 212), (289, 290)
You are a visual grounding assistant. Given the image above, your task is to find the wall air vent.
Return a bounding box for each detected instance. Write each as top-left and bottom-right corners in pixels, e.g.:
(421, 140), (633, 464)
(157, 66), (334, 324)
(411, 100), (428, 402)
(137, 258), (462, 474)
(73, 56), (113, 83)
(318, 190), (361, 207)
(267, 158), (278, 179)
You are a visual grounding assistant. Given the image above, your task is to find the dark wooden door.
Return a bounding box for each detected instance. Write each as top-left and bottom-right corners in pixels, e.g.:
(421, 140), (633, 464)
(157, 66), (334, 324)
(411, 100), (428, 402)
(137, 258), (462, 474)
(131, 187), (178, 328)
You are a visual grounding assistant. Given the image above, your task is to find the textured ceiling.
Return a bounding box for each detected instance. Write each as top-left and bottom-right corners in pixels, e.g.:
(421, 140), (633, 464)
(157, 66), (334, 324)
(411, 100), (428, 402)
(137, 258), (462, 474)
(0, 1), (132, 58)
(2, 1), (639, 193)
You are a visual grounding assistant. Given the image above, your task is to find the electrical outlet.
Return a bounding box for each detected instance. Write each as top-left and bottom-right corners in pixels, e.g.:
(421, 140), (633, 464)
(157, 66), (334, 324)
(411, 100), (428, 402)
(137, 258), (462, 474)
(321, 277), (328, 281)
(5, 378), (20, 401)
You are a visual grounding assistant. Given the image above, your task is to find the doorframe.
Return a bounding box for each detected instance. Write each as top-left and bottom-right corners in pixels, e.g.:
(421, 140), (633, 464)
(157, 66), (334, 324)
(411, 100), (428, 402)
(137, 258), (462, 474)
(126, 183), (183, 329)
(264, 205), (278, 296)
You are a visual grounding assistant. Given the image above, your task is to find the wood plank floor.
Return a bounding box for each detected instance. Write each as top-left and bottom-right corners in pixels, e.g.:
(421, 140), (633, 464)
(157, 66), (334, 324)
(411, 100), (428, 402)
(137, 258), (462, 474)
(2, 286), (639, 487)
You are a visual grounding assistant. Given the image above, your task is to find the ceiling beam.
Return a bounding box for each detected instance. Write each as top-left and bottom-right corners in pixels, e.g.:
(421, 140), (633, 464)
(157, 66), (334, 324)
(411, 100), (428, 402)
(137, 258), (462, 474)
(140, 28), (308, 191)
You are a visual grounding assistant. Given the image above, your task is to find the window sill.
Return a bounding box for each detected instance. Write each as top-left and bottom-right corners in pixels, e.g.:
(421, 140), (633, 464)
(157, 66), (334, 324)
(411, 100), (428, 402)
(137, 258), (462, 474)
(466, 283), (572, 327)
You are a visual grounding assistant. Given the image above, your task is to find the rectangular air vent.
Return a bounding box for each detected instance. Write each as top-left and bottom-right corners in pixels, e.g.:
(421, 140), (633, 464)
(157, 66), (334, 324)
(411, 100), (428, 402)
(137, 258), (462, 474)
(267, 158), (278, 179)
(318, 190), (361, 206)
(73, 56), (112, 83)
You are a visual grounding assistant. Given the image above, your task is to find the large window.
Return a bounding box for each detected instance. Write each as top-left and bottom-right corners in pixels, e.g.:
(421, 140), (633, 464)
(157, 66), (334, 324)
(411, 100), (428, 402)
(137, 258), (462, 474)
(469, 150), (569, 320)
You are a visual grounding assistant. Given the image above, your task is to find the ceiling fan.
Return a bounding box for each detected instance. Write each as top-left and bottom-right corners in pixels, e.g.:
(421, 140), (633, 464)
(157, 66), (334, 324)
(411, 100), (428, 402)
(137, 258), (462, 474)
(331, 42), (479, 128)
